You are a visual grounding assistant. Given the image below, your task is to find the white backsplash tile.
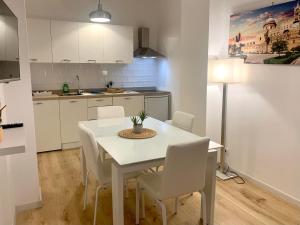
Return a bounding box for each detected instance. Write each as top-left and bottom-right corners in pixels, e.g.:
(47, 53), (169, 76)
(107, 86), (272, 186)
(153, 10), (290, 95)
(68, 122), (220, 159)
(31, 58), (159, 90)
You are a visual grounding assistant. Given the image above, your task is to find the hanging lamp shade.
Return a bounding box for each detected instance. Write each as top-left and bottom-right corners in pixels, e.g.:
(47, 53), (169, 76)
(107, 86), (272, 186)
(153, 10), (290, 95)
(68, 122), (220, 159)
(89, 0), (111, 23)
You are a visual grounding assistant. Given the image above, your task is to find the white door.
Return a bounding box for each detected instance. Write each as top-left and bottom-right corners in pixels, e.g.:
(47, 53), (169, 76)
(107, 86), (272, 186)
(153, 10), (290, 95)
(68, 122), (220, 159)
(145, 96), (169, 121)
(51, 20), (79, 63)
(78, 23), (103, 63)
(33, 100), (61, 152)
(102, 25), (133, 64)
(27, 19), (52, 63)
(113, 96), (144, 116)
(60, 99), (87, 144)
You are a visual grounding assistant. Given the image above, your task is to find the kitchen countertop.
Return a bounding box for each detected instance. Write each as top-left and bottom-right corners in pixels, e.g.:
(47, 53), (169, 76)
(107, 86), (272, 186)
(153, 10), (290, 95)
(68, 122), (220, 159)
(0, 127), (25, 157)
(32, 89), (171, 101)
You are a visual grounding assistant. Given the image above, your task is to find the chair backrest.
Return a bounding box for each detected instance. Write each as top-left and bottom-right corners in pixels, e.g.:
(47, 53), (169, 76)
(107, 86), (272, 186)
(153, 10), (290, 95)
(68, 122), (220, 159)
(172, 111), (195, 132)
(78, 123), (106, 185)
(161, 138), (210, 199)
(97, 106), (125, 119)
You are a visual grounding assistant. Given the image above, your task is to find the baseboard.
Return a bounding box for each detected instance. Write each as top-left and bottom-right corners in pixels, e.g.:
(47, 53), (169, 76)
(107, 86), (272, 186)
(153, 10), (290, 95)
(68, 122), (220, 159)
(15, 186), (43, 213)
(231, 168), (300, 208)
(62, 142), (80, 150)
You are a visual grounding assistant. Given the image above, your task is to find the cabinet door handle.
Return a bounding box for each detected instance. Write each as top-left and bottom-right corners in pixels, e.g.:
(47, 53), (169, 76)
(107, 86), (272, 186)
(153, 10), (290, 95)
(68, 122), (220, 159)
(88, 59), (97, 63)
(96, 99), (104, 102)
(30, 58), (38, 62)
(69, 100), (78, 103)
(34, 102), (43, 105)
(115, 60), (124, 63)
(124, 97), (131, 100)
(62, 59), (71, 62)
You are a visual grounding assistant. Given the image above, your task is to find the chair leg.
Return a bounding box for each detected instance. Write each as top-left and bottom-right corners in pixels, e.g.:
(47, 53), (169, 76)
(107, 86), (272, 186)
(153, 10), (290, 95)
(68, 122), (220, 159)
(141, 190), (145, 219)
(136, 182), (140, 225)
(156, 200), (167, 225)
(174, 197), (179, 214)
(83, 171), (89, 210)
(200, 191), (207, 225)
(93, 185), (102, 225)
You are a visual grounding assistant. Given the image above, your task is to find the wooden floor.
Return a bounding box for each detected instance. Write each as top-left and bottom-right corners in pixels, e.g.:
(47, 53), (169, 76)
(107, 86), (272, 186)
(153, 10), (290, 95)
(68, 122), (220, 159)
(17, 149), (300, 225)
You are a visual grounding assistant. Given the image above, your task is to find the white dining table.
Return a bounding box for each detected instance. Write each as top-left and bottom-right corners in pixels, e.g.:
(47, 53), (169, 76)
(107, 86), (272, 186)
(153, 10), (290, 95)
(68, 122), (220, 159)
(79, 117), (222, 225)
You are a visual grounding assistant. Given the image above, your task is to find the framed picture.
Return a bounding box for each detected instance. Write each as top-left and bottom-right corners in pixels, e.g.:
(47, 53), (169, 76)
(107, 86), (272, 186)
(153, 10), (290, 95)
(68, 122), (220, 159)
(229, 1), (300, 65)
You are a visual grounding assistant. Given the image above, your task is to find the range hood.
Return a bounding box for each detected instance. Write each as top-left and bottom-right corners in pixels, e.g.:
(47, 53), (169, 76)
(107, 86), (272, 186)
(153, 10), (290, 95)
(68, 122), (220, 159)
(134, 27), (165, 58)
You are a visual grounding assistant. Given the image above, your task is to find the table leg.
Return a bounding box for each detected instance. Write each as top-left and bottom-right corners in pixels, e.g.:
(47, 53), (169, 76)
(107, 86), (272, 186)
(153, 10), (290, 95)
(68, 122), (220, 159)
(203, 151), (217, 225)
(80, 147), (87, 185)
(112, 162), (124, 225)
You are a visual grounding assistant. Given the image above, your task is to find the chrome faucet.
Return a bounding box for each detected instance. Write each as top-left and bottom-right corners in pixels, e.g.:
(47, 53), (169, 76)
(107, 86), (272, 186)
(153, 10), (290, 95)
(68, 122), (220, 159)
(76, 75), (84, 94)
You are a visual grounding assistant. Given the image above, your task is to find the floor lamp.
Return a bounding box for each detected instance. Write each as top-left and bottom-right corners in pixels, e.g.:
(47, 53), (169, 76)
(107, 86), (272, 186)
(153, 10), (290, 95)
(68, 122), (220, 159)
(208, 58), (241, 180)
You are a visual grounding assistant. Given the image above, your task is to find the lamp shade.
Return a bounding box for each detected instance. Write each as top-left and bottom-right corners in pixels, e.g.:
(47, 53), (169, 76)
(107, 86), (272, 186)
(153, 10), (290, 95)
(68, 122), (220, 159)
(208, 58), (243, 84)
(89, 1), (111, 23)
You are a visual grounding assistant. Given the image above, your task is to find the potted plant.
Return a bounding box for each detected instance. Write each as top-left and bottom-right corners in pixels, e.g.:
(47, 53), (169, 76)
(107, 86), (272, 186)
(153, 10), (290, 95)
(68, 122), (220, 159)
(131, 111), (148, 134)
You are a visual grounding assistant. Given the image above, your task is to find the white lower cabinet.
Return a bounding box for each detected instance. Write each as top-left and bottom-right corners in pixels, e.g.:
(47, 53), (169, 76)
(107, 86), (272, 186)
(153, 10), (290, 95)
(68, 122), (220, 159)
(145, 95), (169, 122)
(60, 99), (87, 148)
(87, 97), (113, 120)
(113, 96), (144, 116)
(33, 100), (61, 152)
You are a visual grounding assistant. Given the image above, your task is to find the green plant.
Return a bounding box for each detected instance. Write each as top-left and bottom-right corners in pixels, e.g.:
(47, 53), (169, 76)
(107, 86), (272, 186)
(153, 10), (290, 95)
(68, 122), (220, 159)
(130, 111), (148, 126)
(130, 116), (140, 126)
(139, 111), (148, 122)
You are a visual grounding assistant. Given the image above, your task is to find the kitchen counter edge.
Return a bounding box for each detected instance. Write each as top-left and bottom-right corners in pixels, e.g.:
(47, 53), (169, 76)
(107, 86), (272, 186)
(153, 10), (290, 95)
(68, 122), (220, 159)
(32, 91), (171, 101)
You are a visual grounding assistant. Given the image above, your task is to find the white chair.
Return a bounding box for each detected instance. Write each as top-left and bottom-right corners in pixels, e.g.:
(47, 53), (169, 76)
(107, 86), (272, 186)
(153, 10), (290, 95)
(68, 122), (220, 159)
(97, 106), (125, 161)
(136, 138), (210, 225)
(97, 105), (125, 119)
(79, 124), (138, 225)
(165, 111), (195, 132)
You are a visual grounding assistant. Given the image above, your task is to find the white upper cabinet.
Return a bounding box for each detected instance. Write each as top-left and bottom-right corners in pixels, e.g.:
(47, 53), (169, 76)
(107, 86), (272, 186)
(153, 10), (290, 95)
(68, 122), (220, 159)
(27, 18), (52, 63)
(0, 16), (5, 61)
(78, 23), (103, 63)
(51, 20), (79, 63)
(0, 15), (19, 61)
(5, 16), (19, 61)
(102, 25), (133, 64)
(26, 19), (134, 64)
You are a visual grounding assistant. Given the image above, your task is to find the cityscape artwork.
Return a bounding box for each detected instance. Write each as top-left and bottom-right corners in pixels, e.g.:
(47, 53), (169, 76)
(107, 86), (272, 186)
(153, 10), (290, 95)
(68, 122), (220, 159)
(229, 1), (300, 65)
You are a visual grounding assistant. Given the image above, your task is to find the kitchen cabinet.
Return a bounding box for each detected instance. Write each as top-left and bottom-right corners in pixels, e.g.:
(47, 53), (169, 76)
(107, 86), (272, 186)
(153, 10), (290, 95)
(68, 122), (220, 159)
(113, 96), (144, 116)
(33, 100), (61, 152)
(5, 16), (19, 61)
(87, 97), (113, 120)
(102, 25), (133, 64)
(27, 19), (52, 63)
(78, 23), (103, 63)
(26, 19), (134, 64)
(145, 95), (169, 121)
(60, 99), (87, 146)
(0, 15), (18, 61)
(51, 20), (79, 63)
(0, 16), (5, 60)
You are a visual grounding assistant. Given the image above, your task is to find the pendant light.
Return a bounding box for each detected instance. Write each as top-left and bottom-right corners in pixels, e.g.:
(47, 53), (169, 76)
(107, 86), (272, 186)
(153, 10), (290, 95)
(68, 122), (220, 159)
(89, 0), (111, 23)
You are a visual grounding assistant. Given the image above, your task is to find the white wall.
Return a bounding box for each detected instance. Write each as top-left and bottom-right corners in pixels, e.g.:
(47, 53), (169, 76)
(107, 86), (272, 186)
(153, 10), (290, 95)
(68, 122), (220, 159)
(31, 59), (158, 91)
(207, 0), (300, 205)
(157, 0), (210, 135)
(1, 0), (41, 210)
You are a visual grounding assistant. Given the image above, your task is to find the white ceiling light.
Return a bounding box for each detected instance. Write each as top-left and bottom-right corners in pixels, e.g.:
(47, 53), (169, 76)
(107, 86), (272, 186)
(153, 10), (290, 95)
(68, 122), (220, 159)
(89, 0), (111, 23)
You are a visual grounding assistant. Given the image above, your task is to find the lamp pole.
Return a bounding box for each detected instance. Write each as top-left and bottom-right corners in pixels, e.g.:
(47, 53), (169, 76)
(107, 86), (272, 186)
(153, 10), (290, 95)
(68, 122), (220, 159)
(216, 83), (238, 180)
(220, 83), (228, 173)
